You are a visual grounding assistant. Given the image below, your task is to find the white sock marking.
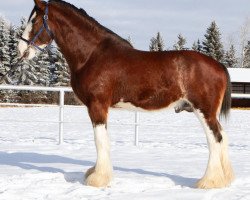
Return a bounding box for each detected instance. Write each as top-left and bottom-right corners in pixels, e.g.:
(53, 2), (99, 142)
(94, 124), (112, 174)
(194, 110), (224, 180)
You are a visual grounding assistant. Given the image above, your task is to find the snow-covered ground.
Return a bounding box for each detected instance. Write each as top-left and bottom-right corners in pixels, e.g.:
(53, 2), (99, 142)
(0, 106), (249, 200)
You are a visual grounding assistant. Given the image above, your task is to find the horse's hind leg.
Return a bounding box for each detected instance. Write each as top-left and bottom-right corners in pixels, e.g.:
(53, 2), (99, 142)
(85, 100), (113, 187)
(220, 130), (234, 185)
(194, 110), (234, 189)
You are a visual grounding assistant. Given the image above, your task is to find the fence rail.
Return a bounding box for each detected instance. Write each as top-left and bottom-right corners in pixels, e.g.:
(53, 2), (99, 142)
(0, 85), (250, 146)
(232, 93), (250, 98)
(0, 85), (71, 145)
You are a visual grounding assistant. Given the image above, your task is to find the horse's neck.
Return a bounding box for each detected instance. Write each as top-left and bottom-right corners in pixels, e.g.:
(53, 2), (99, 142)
(49, 4), (109, 72)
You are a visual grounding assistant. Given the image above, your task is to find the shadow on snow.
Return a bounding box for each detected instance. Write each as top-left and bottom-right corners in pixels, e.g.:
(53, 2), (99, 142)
(0, 151), (197, 188)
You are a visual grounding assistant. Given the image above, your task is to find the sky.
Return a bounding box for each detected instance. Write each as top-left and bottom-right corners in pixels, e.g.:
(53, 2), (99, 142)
(0, 0), (250, 51)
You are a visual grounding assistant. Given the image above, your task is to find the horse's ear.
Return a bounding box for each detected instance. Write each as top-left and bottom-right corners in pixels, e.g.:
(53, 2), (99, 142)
(34, 0), (45, 10)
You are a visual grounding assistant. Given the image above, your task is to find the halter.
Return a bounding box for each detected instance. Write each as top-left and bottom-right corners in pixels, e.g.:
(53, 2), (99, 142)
(20, 2), (54, 52)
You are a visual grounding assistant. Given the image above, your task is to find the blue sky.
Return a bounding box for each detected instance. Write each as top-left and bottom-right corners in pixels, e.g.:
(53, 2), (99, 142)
(0, 0), (250, 51)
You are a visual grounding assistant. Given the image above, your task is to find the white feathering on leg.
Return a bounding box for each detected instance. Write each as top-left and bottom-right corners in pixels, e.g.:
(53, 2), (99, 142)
(85, 124), (113, 187)
(194, 110), (228, 188)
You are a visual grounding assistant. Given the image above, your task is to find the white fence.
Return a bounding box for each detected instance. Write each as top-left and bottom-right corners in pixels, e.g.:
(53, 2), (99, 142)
(0, 85), (72, 144)
(0, 85), (249, 146)
(0, 85), (140, 145)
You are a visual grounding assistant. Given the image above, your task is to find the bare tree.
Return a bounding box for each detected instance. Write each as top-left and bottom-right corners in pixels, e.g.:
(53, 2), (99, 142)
(239, 18), (250, 67)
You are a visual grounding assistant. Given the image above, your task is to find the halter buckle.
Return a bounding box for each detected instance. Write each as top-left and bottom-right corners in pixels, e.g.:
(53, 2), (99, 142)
(43, 15), (48, 21)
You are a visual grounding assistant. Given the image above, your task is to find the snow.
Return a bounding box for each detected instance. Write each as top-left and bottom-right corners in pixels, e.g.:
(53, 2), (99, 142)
(0, 107), (250, 200)
(228, 68), (250, 83)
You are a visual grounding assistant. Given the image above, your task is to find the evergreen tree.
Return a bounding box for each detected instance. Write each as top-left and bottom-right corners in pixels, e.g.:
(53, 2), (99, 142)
(243, 41), (250, 68)
(52, 47), (70, 86)
(24, 51), (53, 103)
(8, 25), (19, 71)
(4, 25), (21, 101)
(17, 17), (27, 36)
(202, 21), (224, 62)
(35, 50), (52, 86)
(149, 32), (165, 51)
(192, 39), (202, 52)
(192, 42), (198, 51)
(126, 36), (134, 48)
(224, 45), (238, 68)
(0, 17), (13, 102)
(16, 59), (39, 85)
(173, 34), (187, 50)
(0, 17), (11, 83)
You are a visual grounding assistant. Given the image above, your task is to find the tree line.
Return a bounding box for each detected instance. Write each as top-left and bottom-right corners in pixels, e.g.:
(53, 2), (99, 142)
(146, 21), (250, 68)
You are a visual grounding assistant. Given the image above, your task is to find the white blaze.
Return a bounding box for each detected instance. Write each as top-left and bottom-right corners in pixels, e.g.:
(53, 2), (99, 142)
(18, 12), (37, 59)
(18, 12), (46, 60)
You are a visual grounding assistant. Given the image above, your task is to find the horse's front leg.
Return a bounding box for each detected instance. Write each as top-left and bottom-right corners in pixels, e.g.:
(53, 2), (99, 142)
(85, 101), (113, 187)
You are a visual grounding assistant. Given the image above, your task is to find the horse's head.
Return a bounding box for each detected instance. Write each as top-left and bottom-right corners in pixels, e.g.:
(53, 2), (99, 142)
(18, 0), (53, 59)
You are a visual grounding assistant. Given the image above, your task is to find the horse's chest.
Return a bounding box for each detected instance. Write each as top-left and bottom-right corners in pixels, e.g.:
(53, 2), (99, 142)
(70, 75), (89, 104)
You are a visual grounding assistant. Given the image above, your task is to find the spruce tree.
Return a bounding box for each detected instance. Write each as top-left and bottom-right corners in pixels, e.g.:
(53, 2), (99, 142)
(149, 32), (165, 51)
(35, 50), (52, 86)
(17, 17), (27, 36)
(173, 34), (187, 50)
(25, 51), (52, 103)
(243, 41), (250, 68)
(52, 47), (70, 86)
(192, 42), (198, 51)
(0, 17), (12, 102)
(126, 36), (134, 48)
(192, 39), (202, 52)
(4, 24), (21, 101)
(224, 45), (238, 68)
(8, 25), (19, 72)
(0, 17), (11, 83)
(202, 21), (224, 62)
(16, 59), (39, 85)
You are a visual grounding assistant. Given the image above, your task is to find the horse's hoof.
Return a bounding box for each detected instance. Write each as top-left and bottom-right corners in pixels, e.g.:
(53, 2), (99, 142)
(196, 177), (229, 189)
(85, 171), (112, 187)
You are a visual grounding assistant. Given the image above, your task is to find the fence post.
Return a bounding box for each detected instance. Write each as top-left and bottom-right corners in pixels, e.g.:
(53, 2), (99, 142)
(59, 89), (65, 145)
(135, 111), (139, 146)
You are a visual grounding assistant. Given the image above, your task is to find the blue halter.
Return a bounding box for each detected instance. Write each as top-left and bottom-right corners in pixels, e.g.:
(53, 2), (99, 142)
(20, 2), (54, 52)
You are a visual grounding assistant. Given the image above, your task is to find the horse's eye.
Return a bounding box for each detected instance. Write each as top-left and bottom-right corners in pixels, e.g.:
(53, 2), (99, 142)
(31, 18), (36, 24)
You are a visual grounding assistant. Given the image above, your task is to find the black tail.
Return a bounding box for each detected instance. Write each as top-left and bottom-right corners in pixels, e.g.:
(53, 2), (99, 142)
(220, 65), (232, 119)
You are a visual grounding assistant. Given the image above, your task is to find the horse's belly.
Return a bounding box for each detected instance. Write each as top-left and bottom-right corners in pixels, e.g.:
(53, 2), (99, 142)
(113, 102), (146, 111)
(112, 99), (181, 112)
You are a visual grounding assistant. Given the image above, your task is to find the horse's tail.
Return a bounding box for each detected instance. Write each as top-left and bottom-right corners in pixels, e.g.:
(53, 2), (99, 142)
(220, 64), (232, 119)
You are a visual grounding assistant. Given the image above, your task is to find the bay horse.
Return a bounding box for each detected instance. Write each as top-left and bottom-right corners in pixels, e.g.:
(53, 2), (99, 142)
(18, 0), (234, 189)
